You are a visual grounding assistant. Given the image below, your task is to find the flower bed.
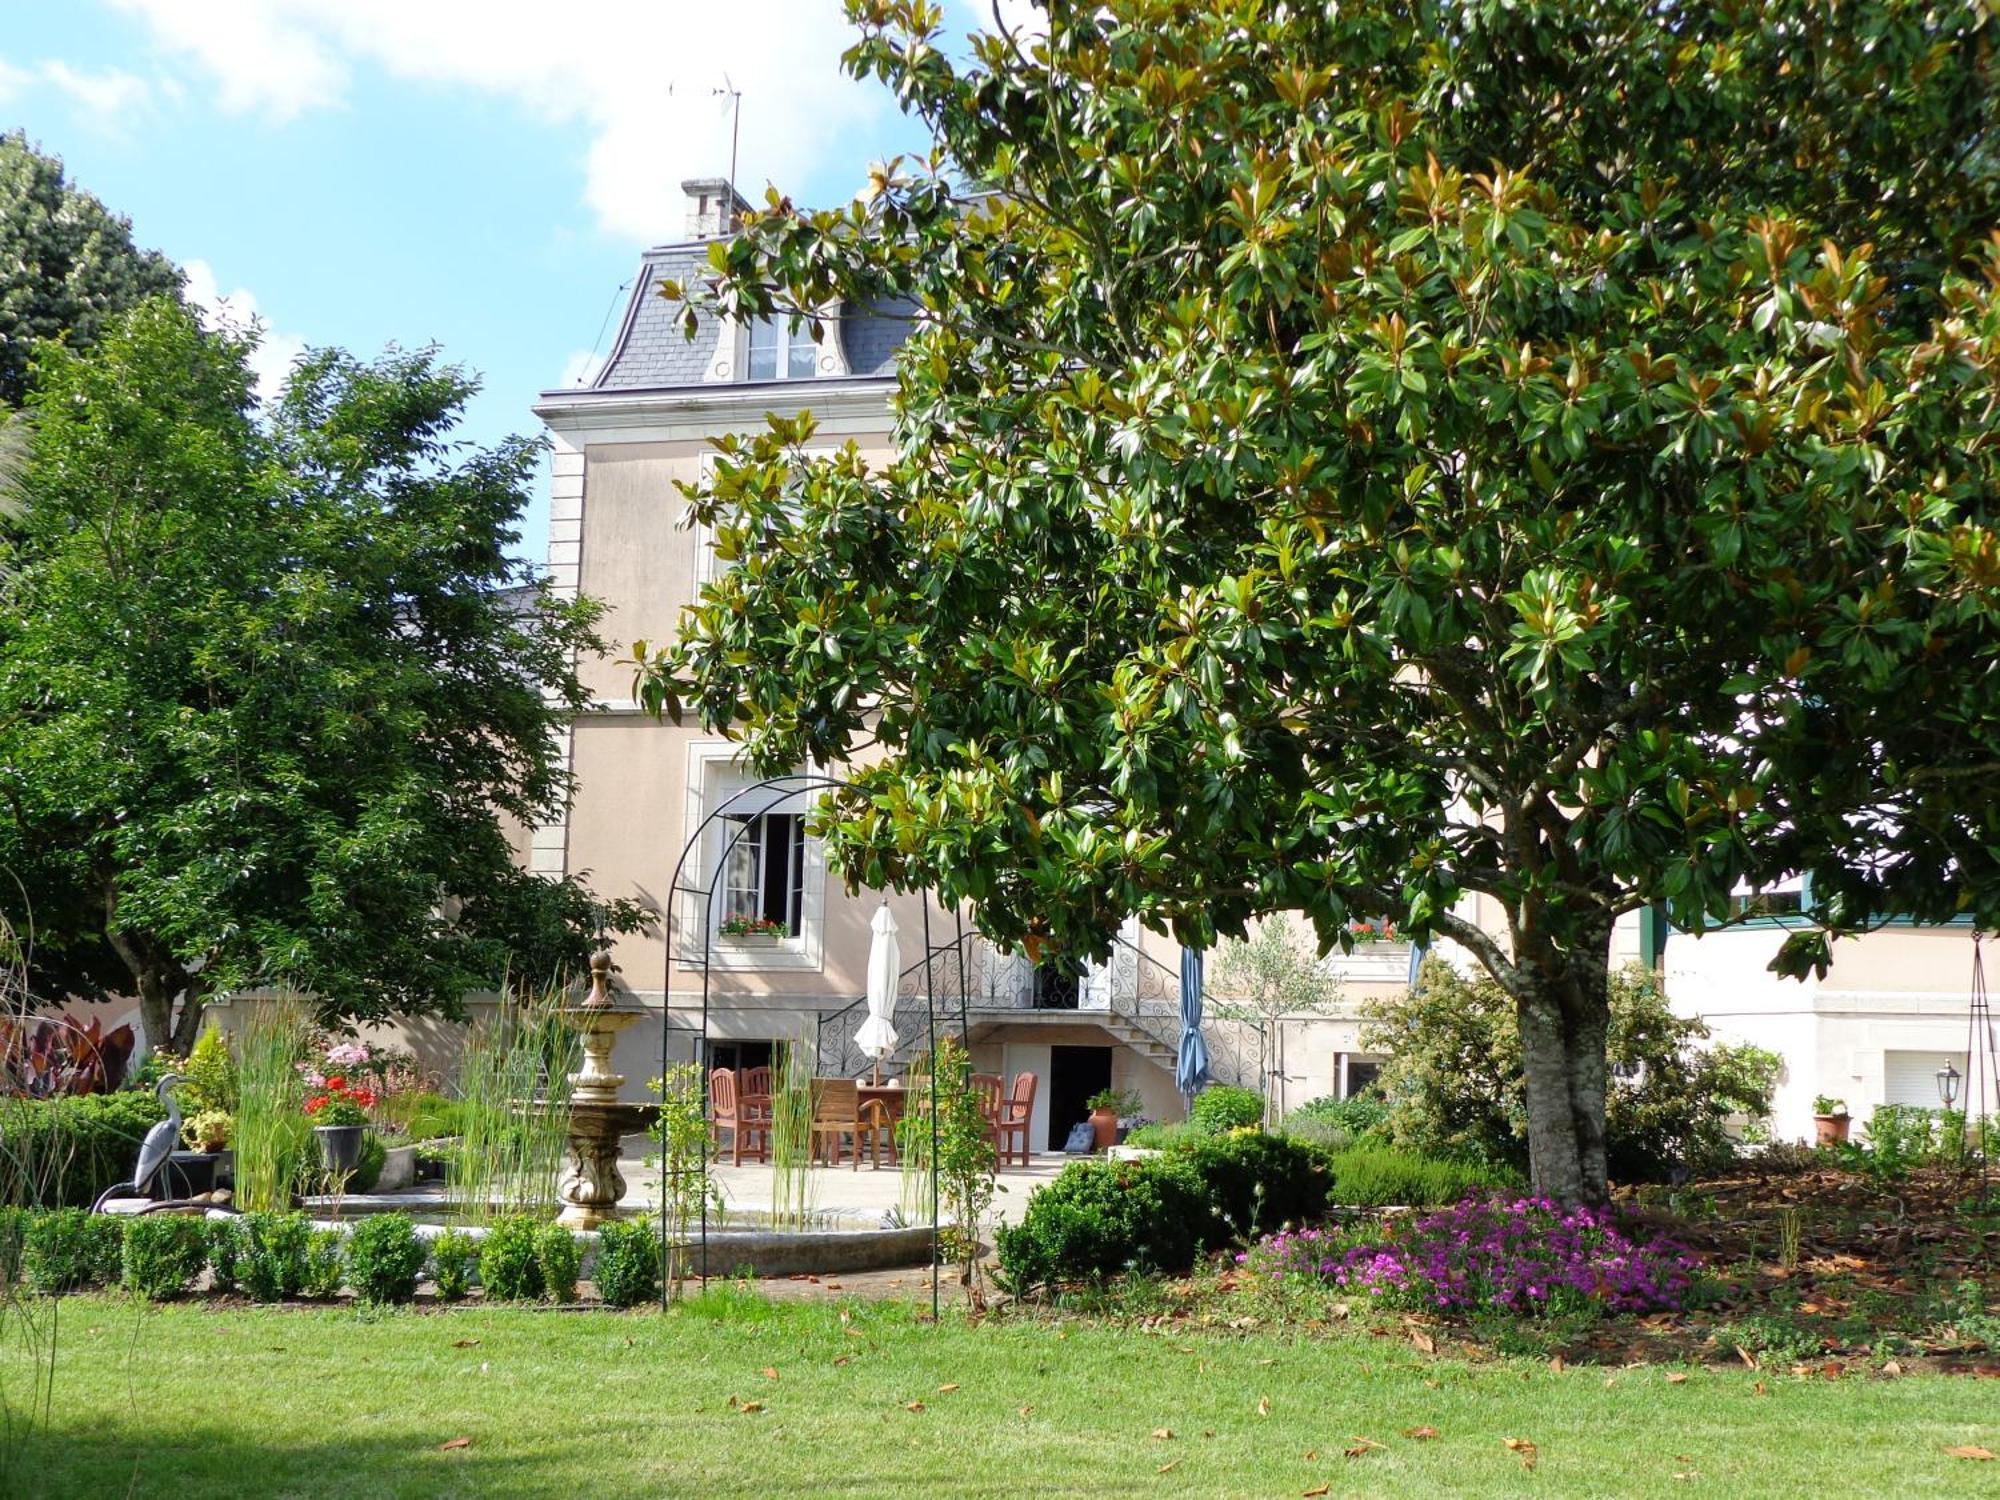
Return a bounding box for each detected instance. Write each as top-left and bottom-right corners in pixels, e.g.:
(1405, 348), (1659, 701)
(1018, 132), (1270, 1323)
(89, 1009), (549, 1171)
(1241, 1196), (1697, 1316)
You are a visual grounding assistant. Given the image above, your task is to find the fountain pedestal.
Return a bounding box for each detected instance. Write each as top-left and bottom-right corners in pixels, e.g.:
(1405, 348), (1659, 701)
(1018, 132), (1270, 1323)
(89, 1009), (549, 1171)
(556, 952), (658, 1231)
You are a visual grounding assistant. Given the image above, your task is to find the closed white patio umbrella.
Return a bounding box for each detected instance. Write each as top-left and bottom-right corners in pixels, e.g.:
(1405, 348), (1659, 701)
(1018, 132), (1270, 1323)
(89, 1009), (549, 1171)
(855, 901), (901, 1083)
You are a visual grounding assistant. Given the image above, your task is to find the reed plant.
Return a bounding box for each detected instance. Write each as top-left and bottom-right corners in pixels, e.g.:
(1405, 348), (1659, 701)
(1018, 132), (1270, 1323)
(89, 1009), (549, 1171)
(447, 985), (576, 1224)
(232, 993), (314, 1213)
(767, 1037), (817, 1232)
(897, 1050), (935, 1228)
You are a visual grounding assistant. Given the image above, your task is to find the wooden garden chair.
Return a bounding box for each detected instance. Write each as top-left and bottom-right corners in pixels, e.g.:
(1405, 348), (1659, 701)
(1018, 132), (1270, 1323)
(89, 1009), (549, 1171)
(857, 1097), (898, 1170)
(709, 1067), (768, 1165)
(994, 1071), (1037, 1168)
(739, 1064), (774, 1136)
(810, 1077), (863, 1170)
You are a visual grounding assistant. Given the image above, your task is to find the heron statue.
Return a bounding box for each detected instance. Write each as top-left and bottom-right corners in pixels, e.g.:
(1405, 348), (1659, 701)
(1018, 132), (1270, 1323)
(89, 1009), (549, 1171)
(91, 1072), (185, 1213)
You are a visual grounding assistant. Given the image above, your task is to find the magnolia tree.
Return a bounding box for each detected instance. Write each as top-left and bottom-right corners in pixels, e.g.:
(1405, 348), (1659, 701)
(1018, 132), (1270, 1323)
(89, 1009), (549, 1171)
(638, 0), (2000, 1200)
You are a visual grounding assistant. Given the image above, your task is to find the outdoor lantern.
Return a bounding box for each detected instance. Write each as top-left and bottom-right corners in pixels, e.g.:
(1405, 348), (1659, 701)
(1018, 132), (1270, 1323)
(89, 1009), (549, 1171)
(1937, 1060), (1961, 1109)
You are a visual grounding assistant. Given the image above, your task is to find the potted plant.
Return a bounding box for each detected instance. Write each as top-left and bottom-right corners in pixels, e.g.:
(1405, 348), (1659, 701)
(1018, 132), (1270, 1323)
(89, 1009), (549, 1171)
(718, 913), (786, 945)
(305, 1075), (377, 1176)
(1812, 1095), (1851, 1146)
(1085, 1087), (1143, 1151)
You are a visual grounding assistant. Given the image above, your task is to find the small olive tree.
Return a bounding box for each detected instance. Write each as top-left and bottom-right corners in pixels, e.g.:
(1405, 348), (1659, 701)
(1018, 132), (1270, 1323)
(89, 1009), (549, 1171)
(1210, 918), (1344, 1124)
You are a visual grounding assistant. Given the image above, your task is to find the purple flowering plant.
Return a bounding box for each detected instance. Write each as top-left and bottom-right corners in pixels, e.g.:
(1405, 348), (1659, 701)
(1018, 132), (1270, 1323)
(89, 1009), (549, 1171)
(1239, 1196), (1697, 1317)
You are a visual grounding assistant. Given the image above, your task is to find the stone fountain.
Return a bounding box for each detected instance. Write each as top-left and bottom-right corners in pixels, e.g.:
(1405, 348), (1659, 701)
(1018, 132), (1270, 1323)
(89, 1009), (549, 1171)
(554, 951), (659, 1230)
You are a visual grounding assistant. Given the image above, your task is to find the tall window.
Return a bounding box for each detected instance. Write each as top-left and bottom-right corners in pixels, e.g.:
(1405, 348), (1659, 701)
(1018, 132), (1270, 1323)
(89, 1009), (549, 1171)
(719, 813), (806, 937)
(746, 315), (818, 381)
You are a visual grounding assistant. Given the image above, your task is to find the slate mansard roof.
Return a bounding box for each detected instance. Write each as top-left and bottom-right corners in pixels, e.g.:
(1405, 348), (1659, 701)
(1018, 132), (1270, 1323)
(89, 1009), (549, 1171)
(578, 240), (917, 394)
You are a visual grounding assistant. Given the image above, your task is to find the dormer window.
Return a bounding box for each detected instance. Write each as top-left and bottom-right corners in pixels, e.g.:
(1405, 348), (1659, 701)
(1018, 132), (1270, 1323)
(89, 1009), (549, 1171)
(746, 315), (818, 381)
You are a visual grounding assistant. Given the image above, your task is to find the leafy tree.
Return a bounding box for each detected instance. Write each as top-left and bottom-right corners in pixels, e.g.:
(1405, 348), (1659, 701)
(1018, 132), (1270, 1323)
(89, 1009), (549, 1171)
(1363, 959), (1780, 1183)
(0, 298), (644, 1050)
(0, 131), (180, 406)
(1210, 917), (1342, 1122)
(637, 1), (2000, 1199)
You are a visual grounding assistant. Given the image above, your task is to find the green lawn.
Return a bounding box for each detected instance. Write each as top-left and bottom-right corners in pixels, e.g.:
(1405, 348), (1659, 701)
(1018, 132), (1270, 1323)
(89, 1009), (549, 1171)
(7, 1290), (1997, 1498)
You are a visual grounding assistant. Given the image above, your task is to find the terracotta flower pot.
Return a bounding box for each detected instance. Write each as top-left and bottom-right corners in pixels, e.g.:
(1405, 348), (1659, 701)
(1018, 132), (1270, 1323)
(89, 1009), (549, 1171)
(1813, 1113), (1851, 1147)
(1088, 1107), (1118, 1151)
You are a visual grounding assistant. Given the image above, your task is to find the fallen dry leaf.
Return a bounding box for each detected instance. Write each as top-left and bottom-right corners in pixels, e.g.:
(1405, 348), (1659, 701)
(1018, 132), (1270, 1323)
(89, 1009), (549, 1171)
(762, 1367), (779, 1381)
(1409, 1327), (1437, 1355)
(1156, 1460), (1181, 1475)
(738, 1401), (764, 1414)
(1018, 1405), (1034, 1418)
(1503, 1437), (1539, 1472)
(832, 1356), (851, 1367)
(1882, 1360), (1903, 1377)
(439, 1437), (472, 1452)
(452, 1339), (480, 1349)
(1403, 1426), (1439, 1440)
(1753, 1381), (1768, 1396)
(1665, 1372), (1689, 1384)
(1151, 1428), (1174, 1441)
(1303, 1486), (1330, 1497)
(1945, 1446), (1996, 1461)
(937, 1383), (960, 1394)
(904, 1401), (926, 1413)
(1257, 1395), (1271, 1417)
(1549, 1354), (1566, 1373)
(1344, 1437), (1385, 1459)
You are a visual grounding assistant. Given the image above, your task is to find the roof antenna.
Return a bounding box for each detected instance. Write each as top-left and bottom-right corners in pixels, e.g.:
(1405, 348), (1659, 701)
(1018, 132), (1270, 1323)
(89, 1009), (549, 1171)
(714, 75), (742, 230)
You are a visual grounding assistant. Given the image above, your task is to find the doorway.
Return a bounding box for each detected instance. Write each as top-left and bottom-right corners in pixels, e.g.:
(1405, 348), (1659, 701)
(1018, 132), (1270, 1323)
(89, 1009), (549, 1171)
(1046, 1044), (1113, 1150)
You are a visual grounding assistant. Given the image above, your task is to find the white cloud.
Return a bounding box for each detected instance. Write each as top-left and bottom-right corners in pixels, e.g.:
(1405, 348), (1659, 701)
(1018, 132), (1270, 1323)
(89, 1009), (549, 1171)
(0, 56), (31, 104)
(183, 258), (309, 404)
(37, 60), (153, 120)
(108, 0), (895, 242)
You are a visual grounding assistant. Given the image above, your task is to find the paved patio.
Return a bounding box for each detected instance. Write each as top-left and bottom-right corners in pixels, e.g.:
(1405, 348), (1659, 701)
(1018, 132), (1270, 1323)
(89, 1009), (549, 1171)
(616, 1144), (1077, 1231)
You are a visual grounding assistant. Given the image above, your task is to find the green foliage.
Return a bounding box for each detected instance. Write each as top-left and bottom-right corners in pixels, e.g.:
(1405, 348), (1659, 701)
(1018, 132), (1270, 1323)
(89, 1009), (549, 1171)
(0, 296), (645, 1048)
(647, 1062), (721, 1298)
(383, 1092), (464, 1143)
(1180, 1131), (1331, 1246)
(1084, 1087), (1144, 1117)
(120, 1215), (207, 1301)
(1365, 961), (1778, 1182)
(0, 1091), (165, 1208)
(182, 1110), (233, 1153)
(0, 129), (181, 405)
(344, 1214), (426, 1304)
(1211, 919), (1344, 1107)
(592, 1219), (663, 1309)
(931, 1036), (999, 1297)
(1324, 1147), (1518, 1209)
(534, 1222), (582, 1304)
(178, 1025), (239, 1118)
(21, 1208), (123, 1293)
(1189, 1086), (1264, 1136)
(993, 1157), (1206, 1296)
(428, 1229), (477, 1302)
(302, 1229), (346, 1300)
(205, 1218), (245, 1295)
(477, 1216), (544, 1301)
(1122, 1121), (1197, 1151)
(240, 1212), (312, 1303)
(1839, 1105), (1973, 1181)
(351, 1130), (387, 1193)
(767, 1039), (817, 1232)
(233, 997), (312, 1214)
(448, 991), (575, 1224)
(1281, 1095), (1391, 1153)
(0, 1205), (25, 1286)
(645, 0), (2000, 1203)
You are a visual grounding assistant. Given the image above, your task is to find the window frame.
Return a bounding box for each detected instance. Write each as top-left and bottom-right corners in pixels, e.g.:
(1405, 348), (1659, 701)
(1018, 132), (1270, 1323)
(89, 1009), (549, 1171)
(678, 743), (827, 973)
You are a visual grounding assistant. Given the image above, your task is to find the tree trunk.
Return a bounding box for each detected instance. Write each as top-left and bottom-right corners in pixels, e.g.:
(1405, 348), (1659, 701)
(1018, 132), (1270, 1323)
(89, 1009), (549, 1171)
(1508, 931), (1612, 1203)
(100, 869), (205, 1055)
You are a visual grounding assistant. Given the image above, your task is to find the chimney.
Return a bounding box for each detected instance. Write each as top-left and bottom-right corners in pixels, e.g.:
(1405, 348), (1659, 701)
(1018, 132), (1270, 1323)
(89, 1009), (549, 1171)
(681, 177), (748, 239)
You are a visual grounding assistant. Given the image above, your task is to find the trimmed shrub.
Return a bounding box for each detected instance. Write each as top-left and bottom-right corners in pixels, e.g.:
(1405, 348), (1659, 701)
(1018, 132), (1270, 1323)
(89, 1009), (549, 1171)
(1281, 1095), (1390, 1152)
(429, 1228), (478, 1301)
(0, 1092), (167, 1208)
(1122, 1121), (1198, 1151)
(535, 1221), (582, 1303)
(346, 1213), (426, 1303)
(1325, 1146), (1515, 1208)
(23, 1208), (124, 1293)
(121, 1215), (208, 1300)
(593, 1219), (662, 1308)
(206, 1217), (245, 1294)
(240, 1211), (312, 1302)
(994, 1157), (1206, 1295)
(302, 1228), (346, 1299)
(0, 1205), (25, 1285)
(478, 1216), (544, 1301)
(1190, 1085), (1264, 1135)
(1182, 1132), (1331, 1246)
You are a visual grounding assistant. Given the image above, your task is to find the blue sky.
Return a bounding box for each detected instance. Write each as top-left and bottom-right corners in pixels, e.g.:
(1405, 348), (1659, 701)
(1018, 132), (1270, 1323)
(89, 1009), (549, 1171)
(0, 1), (1016, 559)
